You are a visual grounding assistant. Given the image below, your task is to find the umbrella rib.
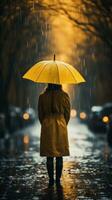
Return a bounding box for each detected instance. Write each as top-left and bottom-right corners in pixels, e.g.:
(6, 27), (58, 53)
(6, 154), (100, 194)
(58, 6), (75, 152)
(55, 62), (60, 84)
(35, 62), (49, 82)
(64, 63), (77, 83)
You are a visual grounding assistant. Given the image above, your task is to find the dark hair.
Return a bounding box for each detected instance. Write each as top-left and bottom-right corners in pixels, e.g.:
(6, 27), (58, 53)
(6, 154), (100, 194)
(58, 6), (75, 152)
(47, 83), (62, 91)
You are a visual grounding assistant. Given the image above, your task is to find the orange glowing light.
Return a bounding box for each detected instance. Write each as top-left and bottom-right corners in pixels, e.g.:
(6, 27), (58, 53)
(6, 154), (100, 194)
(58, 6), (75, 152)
(80, 112), (87, 119)
(71, 109), (77, 118)
(23, 135), (29, 144)
(23, 112), (30, 120)
(102, 116), (109, 123)
(51, 2), (86, 64)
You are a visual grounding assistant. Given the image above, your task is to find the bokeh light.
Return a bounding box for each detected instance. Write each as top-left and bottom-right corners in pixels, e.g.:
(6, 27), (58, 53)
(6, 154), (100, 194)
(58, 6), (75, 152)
(23, 135), (30, 144)
(80, 112), (87, 120)
(102, 116), (109, 123)
(23, 112), (30, 120)
(71, 109), (77, 118)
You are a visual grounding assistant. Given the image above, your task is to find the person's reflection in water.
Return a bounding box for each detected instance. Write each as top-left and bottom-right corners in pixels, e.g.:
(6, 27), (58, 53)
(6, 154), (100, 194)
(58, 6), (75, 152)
(41, 185), (64, 200)
(56, 185), (64, 200)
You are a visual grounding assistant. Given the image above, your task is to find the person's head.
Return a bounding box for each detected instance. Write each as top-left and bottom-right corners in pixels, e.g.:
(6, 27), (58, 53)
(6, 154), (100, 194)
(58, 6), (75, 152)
(47, 83), (62, 91)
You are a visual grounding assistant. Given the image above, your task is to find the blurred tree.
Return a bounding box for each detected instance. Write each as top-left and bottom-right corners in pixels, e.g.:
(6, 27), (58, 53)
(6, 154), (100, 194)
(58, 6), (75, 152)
(40, 0), (112, 52)
(0, 0), (52, 112)
(38, 0), (112, 106)
(73, 37), (112, 112)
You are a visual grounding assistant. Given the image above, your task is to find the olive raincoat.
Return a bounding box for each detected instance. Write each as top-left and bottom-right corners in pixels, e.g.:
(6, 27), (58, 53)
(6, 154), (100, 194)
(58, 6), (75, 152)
(38, 88), (70, 157)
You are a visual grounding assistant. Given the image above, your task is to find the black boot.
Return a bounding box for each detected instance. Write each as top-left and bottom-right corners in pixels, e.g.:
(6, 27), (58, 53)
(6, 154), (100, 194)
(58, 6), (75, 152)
(56, 157), (63, 187)
(47, 157), (54, 187)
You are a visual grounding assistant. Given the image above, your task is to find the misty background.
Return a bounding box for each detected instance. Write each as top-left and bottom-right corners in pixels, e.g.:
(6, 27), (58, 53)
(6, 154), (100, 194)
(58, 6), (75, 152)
(0, 0), (112, 115)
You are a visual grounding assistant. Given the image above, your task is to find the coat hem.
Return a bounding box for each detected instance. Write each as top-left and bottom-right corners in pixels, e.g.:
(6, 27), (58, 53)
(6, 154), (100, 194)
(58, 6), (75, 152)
(40, 154), (70, 157)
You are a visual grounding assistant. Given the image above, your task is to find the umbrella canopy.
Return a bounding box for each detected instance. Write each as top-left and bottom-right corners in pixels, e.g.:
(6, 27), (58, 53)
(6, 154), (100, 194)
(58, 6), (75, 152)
(23, 55), (86, 84)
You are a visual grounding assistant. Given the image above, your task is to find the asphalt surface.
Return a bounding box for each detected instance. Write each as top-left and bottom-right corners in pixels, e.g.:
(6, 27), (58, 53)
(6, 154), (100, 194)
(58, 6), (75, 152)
(0, 118), (112, 200)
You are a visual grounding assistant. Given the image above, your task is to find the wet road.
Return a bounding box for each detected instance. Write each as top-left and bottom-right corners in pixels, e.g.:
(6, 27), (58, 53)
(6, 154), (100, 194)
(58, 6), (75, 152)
(0, 118), (112, 200)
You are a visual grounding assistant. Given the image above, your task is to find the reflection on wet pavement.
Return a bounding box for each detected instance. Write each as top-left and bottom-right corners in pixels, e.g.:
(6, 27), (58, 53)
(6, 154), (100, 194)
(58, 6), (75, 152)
(0, 119), (112, 200)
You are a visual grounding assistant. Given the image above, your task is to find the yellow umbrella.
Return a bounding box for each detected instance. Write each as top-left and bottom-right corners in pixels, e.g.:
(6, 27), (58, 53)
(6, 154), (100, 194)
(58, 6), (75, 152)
(23, 55), (86, 84)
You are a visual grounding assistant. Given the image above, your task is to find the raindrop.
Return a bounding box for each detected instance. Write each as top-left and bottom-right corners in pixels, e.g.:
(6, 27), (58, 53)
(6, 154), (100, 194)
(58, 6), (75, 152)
(33, 197), (39, 200)
(16, 190), (20, 193)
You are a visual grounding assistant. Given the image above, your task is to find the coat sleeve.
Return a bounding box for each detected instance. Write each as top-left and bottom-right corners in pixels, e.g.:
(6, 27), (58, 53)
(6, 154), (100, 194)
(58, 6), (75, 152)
(63, 93), (71, 124)
(38, 95), (43, 124)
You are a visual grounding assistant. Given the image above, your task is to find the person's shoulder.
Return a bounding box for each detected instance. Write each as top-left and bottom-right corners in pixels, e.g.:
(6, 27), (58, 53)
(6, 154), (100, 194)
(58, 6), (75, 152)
(61, 90), (70, 98)
(39, 88), (49, 98)
(39, 90), (45, 98)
